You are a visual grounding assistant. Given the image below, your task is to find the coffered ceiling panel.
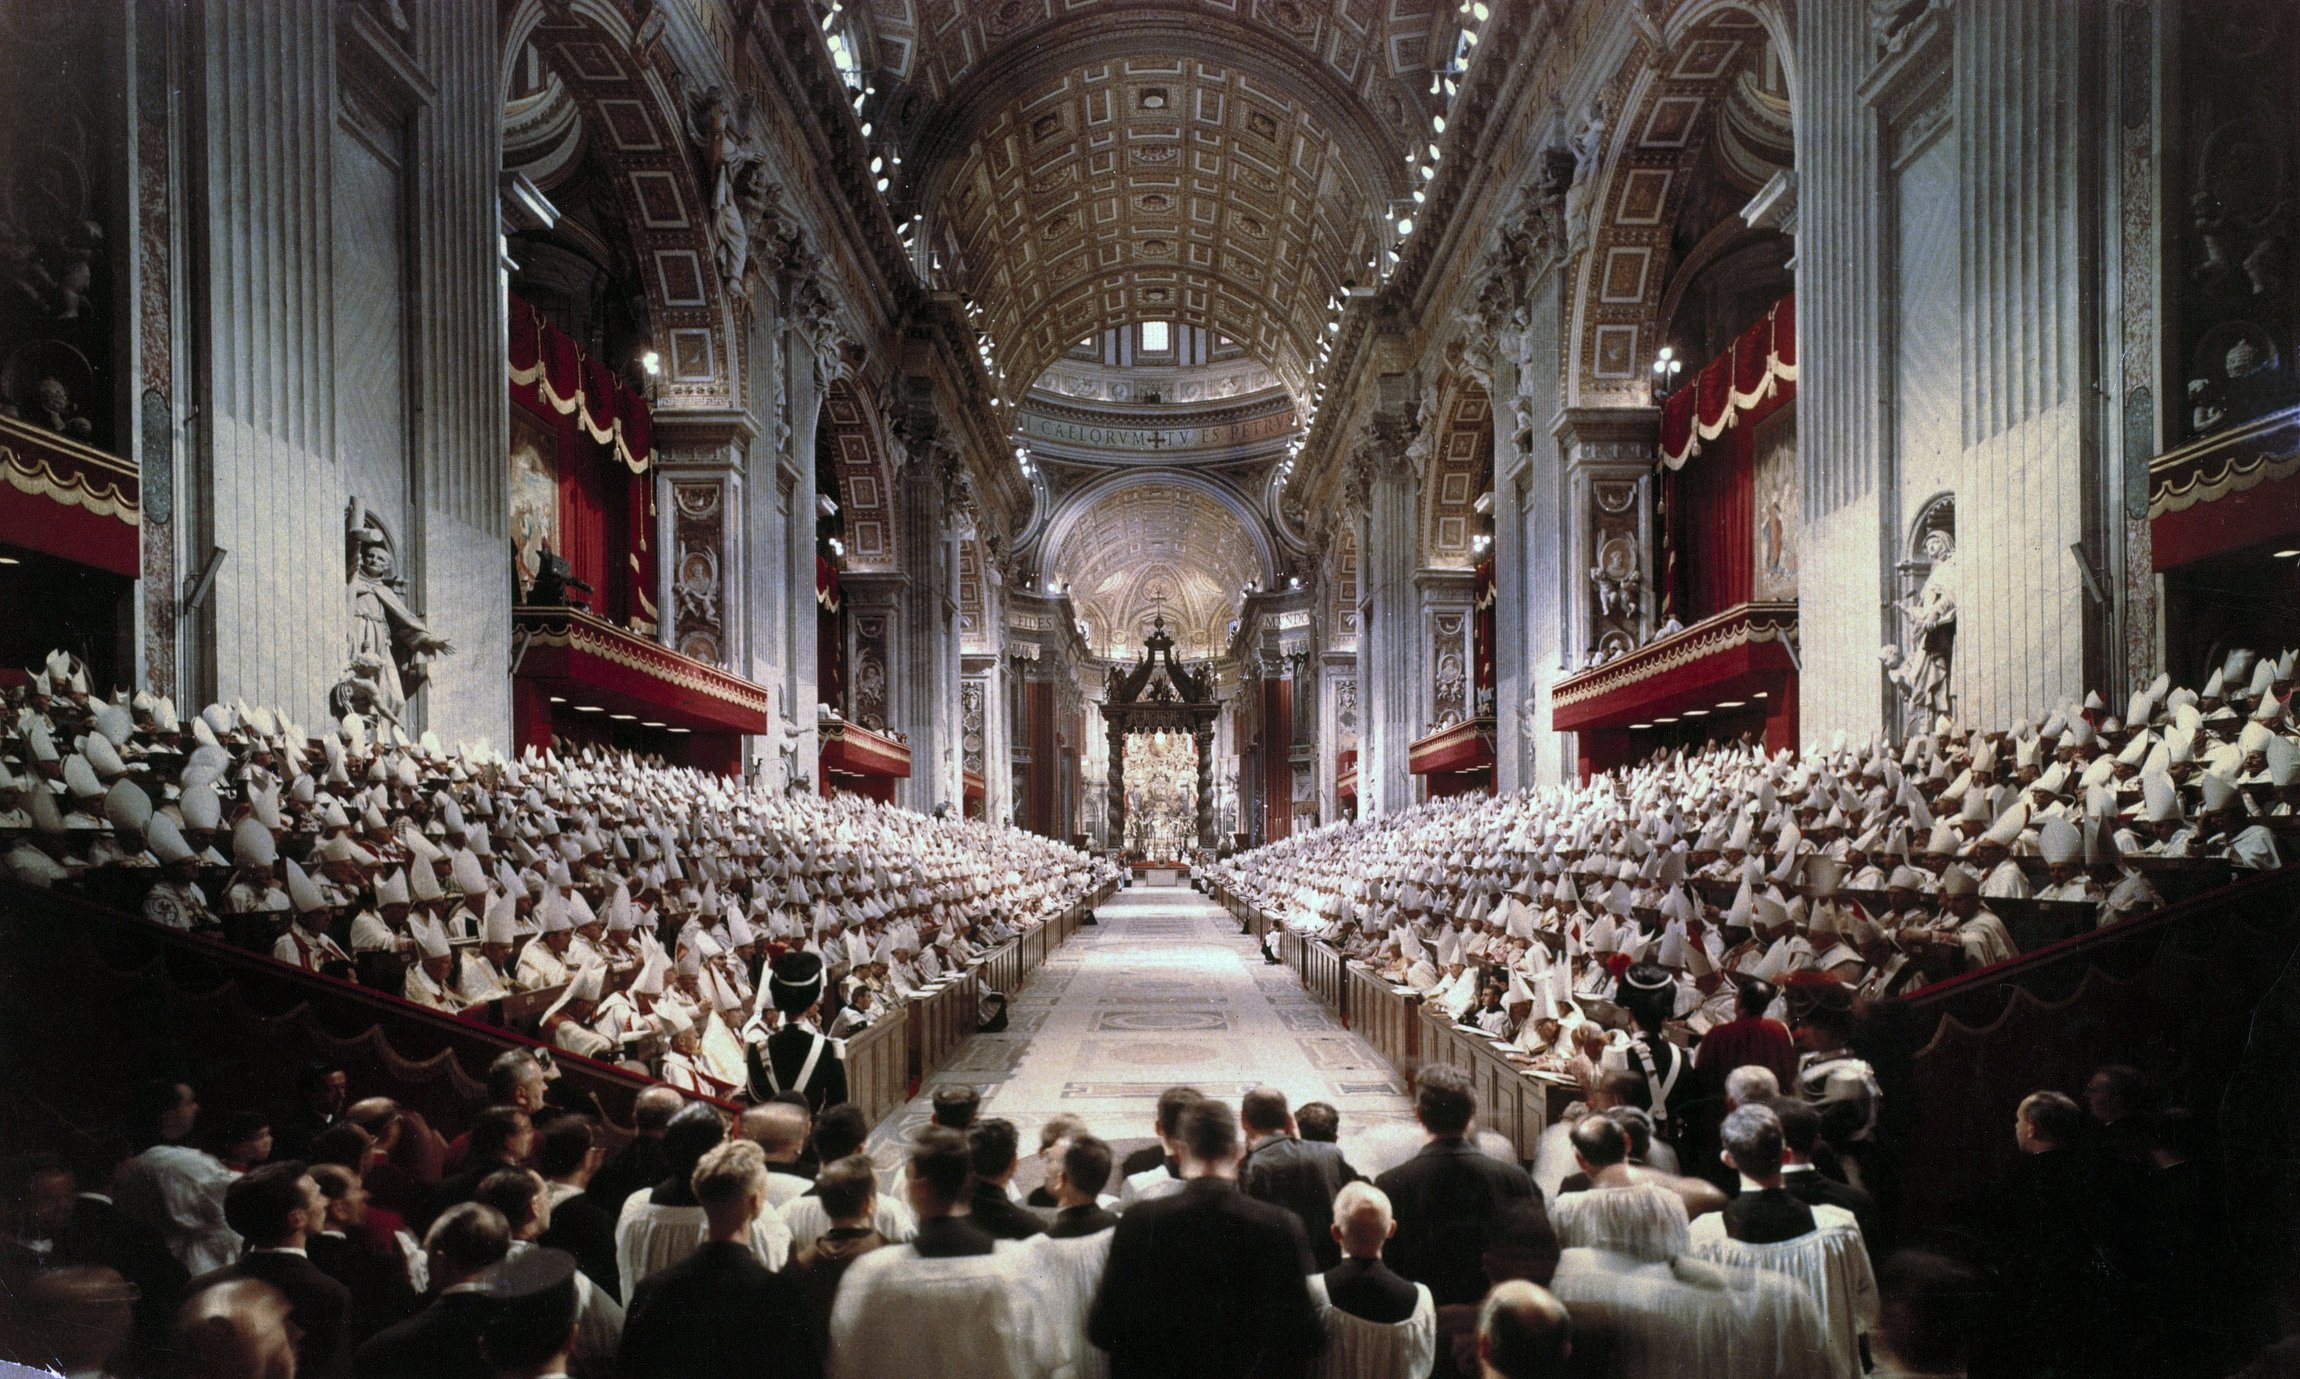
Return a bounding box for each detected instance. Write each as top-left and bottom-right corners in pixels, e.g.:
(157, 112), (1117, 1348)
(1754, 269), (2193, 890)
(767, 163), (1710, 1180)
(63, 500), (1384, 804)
(1048, 481), (1264, 660)
(867, 0), (1443, 110)
(860, 0), (1444, 404)
(944, 57), (1379, 401)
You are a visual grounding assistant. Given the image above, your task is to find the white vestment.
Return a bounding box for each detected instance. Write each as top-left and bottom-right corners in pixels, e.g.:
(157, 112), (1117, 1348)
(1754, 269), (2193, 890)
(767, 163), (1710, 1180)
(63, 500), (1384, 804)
(1548, 1246), (1834, 1379)
(1305, 1272), (1436, 1379)
(614, 1189), (792, 1297)
(1115, 1165), (1184, 1209)
(1689, 1206), (1878, 1379)
(1019, 1228), (1114, 1379)
(115, 1145), (241, 1276)
(776, 1192), (917, 1252)
(827, 1239), (1059, 1379)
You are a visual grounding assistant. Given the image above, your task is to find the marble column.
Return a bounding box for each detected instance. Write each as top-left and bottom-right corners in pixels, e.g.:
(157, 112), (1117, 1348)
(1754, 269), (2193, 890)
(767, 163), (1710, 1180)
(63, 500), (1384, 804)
(961, 655), (997, 820)
(188, 0), (505, 739)
(1415, 570), (1478, 735)
(1352, 394), (1421, 814)
(736, 296), (825, 789)
(1801, 0), (2110, 740)
(1318, 652), (1357, 821)
(1554, 407), (1660, 680)
(655, 410), (754, 670)
(893, 443), (959, 813)
(1497, 263), (1570, 788)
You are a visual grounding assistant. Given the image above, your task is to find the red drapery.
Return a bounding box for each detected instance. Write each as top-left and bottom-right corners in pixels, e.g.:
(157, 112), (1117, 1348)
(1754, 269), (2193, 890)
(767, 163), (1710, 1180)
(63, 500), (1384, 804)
(508, 296), (655, 471)
(508, 296), (658, 634)
(1657, 295), (1795, 622)
(0, 417), (140, 576)
(1671, 424), (1757, 620)
(1657, 294), (1796, 467)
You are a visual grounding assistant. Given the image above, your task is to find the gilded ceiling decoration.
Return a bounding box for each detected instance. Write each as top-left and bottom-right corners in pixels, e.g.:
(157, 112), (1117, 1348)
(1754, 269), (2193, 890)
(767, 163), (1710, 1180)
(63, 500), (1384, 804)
(861, 0), (1447, 401)
(1047, 481), (1263, 661)
(941, 57), (1377, 403)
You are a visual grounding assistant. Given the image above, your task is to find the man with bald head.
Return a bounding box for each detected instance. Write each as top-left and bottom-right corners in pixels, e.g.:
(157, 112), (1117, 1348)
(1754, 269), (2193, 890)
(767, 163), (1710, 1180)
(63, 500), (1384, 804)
(1475, 1280), (1571, 1379)
(738, 1102), (814, 1210)
(175, 1277), (300, 1379)
(1305, 1181), (1435, 1377)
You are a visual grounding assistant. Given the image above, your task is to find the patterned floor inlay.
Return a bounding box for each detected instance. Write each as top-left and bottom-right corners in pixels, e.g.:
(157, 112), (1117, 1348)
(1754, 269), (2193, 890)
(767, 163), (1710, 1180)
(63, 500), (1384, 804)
(864, 889), (1413, 1165)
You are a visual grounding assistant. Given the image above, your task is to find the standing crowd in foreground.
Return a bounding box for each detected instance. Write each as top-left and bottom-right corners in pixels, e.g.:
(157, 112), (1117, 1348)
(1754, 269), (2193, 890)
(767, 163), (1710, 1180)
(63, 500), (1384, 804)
(14, 1026), (2250, 1379)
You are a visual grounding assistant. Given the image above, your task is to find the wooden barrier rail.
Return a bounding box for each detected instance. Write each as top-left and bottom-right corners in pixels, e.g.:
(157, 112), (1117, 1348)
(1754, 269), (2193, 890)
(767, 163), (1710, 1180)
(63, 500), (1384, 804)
(1349, 964), (1423, 1074)
(1304, 939), (1346, 1015)
(1417, 1012), (1580, 1161)
(891, 884), (1113, 1103)
(1244, 894), (1571, 1164)
(843, 1002), (909, 1128)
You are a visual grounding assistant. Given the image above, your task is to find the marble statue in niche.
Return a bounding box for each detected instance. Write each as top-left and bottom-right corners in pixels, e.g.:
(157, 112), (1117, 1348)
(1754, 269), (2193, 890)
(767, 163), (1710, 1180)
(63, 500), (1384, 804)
(336, 499), (450, 729)
(1882, 513), (1959, 726)
(1586, 529), (1645, 665)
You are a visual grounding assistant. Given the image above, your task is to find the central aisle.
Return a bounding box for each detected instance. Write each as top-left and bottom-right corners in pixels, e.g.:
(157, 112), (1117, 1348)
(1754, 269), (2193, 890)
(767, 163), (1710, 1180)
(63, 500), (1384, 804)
(868, 886), (1417, 1172)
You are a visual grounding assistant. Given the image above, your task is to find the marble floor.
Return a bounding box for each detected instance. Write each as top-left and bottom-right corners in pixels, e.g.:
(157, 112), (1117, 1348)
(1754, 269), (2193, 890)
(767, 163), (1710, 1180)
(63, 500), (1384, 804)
(867, 885), (1417, 1177)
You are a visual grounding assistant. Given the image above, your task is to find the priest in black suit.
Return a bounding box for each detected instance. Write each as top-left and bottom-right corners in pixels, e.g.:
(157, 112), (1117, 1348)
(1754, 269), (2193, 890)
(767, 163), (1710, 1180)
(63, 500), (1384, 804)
(1717, 1104), (1816, 1244)
(1089, 1100), (1322, 1379)
(1373, 1065), (1544, 1307)
(1, 1149), (189, 1348)
(1044, 1135), (1119, 1239)
(353, 1202), (510, 1379)
(1773, 1098), (1881, 1254)
(1239, 1087), (1359, 1271)
(618, 1139), (804, 1379)
(585, 1086), (681, 1222)
(963, 1119), (1045, 1241)
(192, 1162), (351, 1378)
(534, 1116), (623, 1301)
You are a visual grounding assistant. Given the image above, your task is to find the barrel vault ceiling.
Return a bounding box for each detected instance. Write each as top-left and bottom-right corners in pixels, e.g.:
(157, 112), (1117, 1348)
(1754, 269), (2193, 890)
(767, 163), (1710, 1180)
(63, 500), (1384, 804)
(859, 0), (1447, 404)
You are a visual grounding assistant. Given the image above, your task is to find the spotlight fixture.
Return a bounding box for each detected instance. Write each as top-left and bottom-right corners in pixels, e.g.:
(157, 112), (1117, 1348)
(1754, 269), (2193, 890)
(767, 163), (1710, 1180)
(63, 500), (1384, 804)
(573, 704), (603, 714)
(640, 350), (662, 376)
(1651, 346), (1682, 400)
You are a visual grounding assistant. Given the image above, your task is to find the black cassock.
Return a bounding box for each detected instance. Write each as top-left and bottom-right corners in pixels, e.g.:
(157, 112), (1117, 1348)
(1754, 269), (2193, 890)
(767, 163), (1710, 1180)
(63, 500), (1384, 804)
(746, 1023), (848, 1112)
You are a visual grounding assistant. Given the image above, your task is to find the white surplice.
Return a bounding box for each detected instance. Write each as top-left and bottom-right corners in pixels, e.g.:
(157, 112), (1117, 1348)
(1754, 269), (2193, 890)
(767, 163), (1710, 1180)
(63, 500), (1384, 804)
(1019, 1228), (1114, 1379)
(827, 1239), (1061, 1379)
(613, 1189), (792, 1297)
(1305, 1273), (1436, 1379)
